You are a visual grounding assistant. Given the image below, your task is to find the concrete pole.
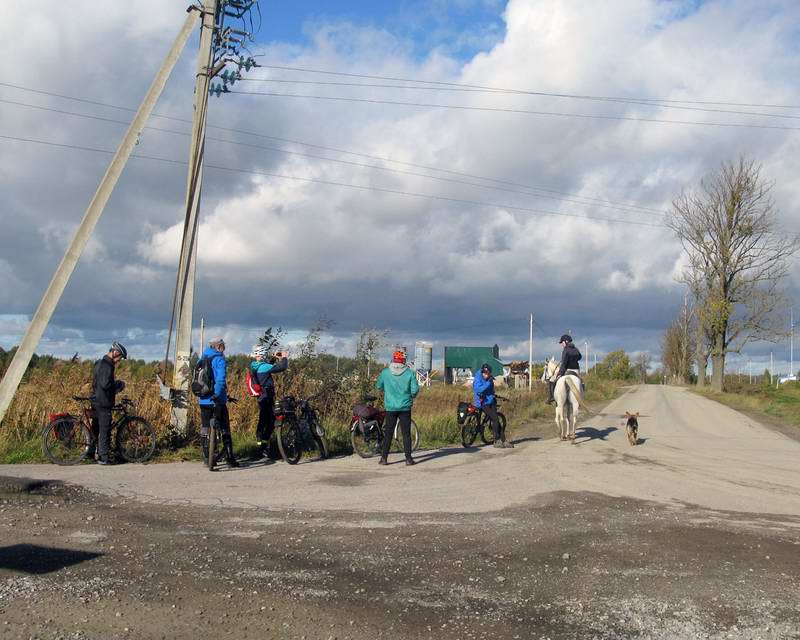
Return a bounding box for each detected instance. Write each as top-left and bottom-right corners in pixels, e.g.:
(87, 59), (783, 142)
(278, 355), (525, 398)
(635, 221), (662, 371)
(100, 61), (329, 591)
(170, 0), (218, 434)
(528, 313), (533, 392)
(0, 9), (200, 425)
(770, 352), (774, 386)
(199, 317), (205, 354)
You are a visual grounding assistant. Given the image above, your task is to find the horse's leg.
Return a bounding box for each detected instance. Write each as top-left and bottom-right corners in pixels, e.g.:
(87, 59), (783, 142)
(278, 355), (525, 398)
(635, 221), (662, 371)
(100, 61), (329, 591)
(570, 401), (578, 442)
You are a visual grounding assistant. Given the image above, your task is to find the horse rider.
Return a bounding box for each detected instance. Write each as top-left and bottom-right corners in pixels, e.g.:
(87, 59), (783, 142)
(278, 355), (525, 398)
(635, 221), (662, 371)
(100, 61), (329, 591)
(546, 334), (582, 405)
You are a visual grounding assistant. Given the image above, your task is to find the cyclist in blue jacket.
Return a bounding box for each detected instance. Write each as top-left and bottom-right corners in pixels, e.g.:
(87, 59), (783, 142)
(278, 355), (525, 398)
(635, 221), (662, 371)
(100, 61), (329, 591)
(473, 363), (513, 448)
(250, 345), (288, 458)
(198, 337), (238, 467)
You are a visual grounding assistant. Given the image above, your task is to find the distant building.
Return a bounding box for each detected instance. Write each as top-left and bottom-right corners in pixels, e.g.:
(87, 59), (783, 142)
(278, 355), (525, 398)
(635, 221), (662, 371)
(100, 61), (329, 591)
(443, 345), (505, 384)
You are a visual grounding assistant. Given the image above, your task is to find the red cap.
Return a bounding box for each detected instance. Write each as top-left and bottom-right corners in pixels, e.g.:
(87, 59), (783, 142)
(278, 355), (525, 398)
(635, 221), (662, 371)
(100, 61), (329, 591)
(392, 350), (406, 364)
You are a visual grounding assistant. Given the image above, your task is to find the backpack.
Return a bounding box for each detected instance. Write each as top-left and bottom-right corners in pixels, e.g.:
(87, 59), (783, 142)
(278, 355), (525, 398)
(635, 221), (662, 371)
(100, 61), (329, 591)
(191, 356), (215, 399)
(245, 368), (262, 397)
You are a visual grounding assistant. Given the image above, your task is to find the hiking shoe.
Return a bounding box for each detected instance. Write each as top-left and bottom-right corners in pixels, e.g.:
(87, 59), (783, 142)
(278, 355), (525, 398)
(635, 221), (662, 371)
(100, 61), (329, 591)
(405, 458), (415, 466)
(493, 441), (504, 449)
(97, 458), (112, 466)
(378, 457), (388, 466)
(502, 441), (515, 449)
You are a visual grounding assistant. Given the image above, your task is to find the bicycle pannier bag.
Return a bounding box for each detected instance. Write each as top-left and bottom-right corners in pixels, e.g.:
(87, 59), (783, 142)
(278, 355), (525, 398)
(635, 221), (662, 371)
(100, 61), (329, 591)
(457, 401), (470, 424)
(191, 357), (215, 399)
(245, 368), (262, 397)
(353, 403), (379, 419)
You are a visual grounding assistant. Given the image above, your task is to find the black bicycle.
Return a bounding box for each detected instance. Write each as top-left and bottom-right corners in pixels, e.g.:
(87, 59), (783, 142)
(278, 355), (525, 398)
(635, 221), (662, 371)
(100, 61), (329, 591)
(42, 396), (157, 465)
(207, 397), (237, 471)
(458, 397), (507, 448)
(274, 395), (329, 465)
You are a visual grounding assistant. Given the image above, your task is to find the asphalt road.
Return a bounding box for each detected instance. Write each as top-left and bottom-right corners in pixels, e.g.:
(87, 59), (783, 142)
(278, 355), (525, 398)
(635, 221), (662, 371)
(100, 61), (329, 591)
(1, 385), (799, 639)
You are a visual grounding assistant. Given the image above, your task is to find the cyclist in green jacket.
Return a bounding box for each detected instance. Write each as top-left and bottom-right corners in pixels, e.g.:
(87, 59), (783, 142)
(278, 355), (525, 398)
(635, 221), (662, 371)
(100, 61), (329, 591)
(376, 350), (419, 466)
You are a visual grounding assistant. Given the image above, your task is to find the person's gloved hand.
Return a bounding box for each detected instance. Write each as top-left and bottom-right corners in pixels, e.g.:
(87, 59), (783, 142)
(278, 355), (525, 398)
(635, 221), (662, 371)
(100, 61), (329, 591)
(115, 380), (126, 392)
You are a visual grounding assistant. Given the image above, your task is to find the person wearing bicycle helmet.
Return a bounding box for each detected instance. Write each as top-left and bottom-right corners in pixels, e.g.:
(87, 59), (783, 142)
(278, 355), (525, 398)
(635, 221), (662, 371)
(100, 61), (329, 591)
(90, 341), (128, 464)
(376, 350), (419, 466)
(198, 337), (238, 467)
(546, 334), (582, 404)
(250, 344), (288, 459)
(473, 362), (513, 448)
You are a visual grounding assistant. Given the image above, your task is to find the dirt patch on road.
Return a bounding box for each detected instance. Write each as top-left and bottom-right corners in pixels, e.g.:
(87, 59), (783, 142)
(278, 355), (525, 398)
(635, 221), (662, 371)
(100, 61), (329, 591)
(1, 477), (798, 639)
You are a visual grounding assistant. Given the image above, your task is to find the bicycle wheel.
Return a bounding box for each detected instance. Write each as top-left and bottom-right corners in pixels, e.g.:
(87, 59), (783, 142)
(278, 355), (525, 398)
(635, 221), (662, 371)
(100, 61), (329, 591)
(308, 418), (329, 460)
(116, 417), (156, 463)
(460, 414), (479, 447)
(480, 413), (495, 445)
(392, 419), (420, 452)
(350, 419), (382, 458)
(277, 420), (302, 465)
(41, 417), (91, 466)
(208, 426), (218, 471)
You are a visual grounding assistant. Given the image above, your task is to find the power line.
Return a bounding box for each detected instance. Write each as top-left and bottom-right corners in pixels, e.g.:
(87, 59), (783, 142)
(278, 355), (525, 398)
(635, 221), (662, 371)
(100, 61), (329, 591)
(240, 76), (800, 122)
(228, 89), (800, 132)
(0, 87), (667, 215)
(252, 64), (800, 111)
(0, 133), (665, 228)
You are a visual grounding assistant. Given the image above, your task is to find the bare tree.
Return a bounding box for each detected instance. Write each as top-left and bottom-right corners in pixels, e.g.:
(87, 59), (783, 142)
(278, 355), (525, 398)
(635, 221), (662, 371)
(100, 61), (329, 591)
(661, 295), (695, 384)
(668, 159), (799, 392)
(634, 351), (651, 384)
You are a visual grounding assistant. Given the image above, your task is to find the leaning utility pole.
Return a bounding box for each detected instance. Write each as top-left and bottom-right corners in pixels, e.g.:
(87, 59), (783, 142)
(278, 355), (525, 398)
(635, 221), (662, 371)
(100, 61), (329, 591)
(0, 8), (201, 425)
(169, 0), (218, 434)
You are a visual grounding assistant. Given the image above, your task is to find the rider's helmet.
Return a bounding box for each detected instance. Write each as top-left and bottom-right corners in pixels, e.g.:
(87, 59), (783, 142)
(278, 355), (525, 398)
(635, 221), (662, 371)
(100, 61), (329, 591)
(559, 334), (573, 345)
(252, 344), (269, 360)
(480, 362), (492, 375)
(110, 341), (128, 359)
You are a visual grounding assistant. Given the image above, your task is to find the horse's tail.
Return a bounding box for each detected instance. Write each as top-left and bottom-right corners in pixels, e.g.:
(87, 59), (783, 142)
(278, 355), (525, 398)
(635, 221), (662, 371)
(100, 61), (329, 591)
(564, 376), (590, 411)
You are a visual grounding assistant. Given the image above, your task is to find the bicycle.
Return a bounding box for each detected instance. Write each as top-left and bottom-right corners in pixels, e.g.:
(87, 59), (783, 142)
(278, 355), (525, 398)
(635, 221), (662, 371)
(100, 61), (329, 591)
(349, 395), (420, 459)
(272, 395), (329, 464)
(458, 396), (508, 448)
(41, 396), (157, 465)
(207, 397), (238, 471)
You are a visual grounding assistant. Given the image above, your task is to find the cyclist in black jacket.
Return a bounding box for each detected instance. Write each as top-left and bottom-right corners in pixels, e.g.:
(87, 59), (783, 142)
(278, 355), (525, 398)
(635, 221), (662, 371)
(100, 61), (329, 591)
(546, 334), (582, 404)
(90, 342), (127, 464)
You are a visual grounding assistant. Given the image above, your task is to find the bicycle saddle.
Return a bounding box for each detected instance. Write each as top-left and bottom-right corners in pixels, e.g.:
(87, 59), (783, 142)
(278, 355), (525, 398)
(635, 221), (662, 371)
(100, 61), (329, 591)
(362, 395), (377, 402)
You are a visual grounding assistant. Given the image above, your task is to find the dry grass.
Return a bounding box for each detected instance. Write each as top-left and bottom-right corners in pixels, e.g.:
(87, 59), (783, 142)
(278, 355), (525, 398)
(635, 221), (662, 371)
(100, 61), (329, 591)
(695, 378), (800, 431)
(0, 360), (624, 462)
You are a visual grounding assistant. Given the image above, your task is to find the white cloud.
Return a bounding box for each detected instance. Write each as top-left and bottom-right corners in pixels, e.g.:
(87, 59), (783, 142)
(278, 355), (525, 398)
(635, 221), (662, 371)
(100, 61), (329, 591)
(2, 0), (799, 362)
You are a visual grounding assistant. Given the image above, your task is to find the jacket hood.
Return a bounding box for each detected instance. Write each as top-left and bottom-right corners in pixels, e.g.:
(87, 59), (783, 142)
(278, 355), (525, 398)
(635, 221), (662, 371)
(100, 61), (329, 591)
(389, 362), (408, 375)
(202, 346), (221, 360)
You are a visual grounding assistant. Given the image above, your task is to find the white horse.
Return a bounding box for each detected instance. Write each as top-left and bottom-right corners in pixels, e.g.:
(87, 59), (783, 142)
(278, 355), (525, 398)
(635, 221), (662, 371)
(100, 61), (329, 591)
(543, 358), (586, 442)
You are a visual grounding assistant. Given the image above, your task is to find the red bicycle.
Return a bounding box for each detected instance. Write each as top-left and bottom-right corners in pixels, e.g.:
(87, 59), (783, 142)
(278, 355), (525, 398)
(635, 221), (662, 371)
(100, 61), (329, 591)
(41, 395), (157, 465)
(349, 395), (420, 458)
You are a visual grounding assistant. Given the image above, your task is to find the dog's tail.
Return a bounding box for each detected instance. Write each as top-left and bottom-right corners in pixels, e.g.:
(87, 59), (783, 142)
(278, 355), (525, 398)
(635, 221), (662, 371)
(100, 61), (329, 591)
(564, 376), (591, 411)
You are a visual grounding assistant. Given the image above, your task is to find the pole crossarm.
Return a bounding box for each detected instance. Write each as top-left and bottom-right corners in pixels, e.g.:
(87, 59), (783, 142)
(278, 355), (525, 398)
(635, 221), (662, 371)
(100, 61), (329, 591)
(0, 9), (201, 425)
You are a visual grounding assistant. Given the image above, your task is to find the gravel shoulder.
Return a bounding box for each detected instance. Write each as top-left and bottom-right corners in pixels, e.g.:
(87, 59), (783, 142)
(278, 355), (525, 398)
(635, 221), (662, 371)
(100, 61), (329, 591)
(1, 479), (799, 639)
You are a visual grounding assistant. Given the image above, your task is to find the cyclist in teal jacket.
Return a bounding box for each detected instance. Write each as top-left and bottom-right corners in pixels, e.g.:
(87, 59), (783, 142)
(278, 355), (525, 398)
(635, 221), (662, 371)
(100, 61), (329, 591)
(376, 350), (419, 466)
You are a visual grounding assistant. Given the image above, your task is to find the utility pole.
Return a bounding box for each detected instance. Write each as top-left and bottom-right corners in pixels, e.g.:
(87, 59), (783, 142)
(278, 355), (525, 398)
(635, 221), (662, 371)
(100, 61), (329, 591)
(199, 318), (205, 353)
(791, 309), (795, 380)
(770, 351), (774, 386)
(584, 340), (589, 375)
(170, 0), (218, 434)
(748, 358), (752, 385)
(528, 314), (533, 393)
(0, 9), (201, 425)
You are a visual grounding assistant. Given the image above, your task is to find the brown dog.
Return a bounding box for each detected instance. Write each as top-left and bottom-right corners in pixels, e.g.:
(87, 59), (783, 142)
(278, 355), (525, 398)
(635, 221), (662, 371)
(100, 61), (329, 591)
(624, 412), (639, 445)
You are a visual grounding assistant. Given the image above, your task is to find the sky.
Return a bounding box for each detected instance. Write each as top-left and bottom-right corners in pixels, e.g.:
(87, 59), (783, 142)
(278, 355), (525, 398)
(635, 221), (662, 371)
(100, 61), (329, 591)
(1, 0), (799, 374)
